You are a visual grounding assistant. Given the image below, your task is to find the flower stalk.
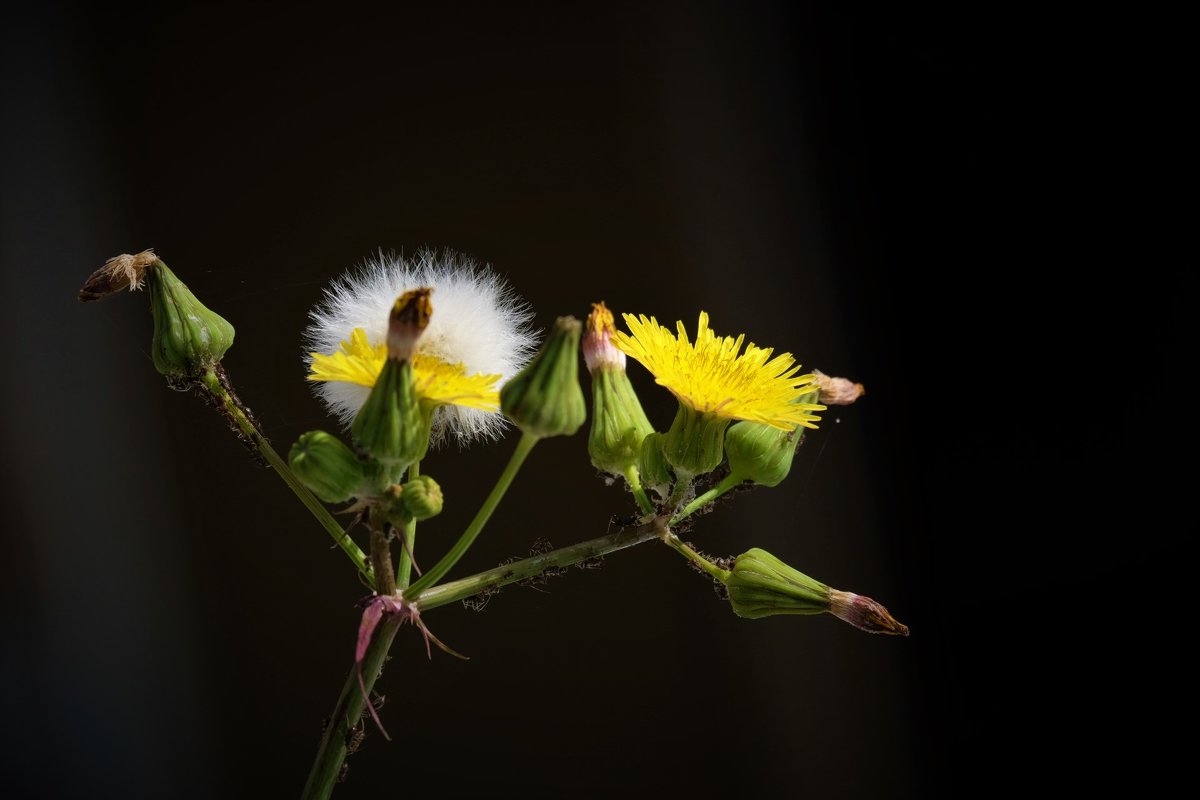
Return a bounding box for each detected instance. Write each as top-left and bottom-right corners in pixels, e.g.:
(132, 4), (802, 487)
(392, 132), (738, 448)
(403, 431), (540, 596)
(198, 368), (373, 586)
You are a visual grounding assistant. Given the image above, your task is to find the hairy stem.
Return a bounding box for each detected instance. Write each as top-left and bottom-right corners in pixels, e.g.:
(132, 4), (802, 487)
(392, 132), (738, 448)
(670, 473), (740, 525)
(302, 517), (664, 798)
(624, 465), (656, 516)
(300, 615), (403, 800)
(199, 368), (373, 587)
(411, 518), (663, 610)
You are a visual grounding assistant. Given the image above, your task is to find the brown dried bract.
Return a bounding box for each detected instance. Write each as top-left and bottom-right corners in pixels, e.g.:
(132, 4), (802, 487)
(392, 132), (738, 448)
(78, 249), (158, 302)
(813, 369), (866, 406)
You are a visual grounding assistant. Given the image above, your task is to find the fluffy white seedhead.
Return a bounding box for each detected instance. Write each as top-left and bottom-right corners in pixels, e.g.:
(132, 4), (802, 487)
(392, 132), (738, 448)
(305, 249), (539, 446)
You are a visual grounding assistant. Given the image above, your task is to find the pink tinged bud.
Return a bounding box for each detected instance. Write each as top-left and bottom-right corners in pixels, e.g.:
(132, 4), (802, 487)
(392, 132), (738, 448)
(583, 301), (627, 373)
(813, 370), (866, 406)
(828, 589), (909, 636)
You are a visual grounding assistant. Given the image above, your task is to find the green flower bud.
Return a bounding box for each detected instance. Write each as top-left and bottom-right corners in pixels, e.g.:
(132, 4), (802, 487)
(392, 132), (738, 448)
(400, 474), (443, 521)
(584, 303), (654, 476)
(352, 290), (434, 467)
(288, 431), (366, 504)
(723, 548), (909, 634)
(147, 259), (235, 377)
(724, 388), (822, 487)
(500, 316), (586, 438)
(724, 548), (830, 620)
(662, 404), (729, 480)
(724, 421), (798, 487)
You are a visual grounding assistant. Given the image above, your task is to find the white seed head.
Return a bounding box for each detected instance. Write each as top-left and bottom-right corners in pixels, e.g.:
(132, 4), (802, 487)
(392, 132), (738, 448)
(305, 249), (539, 446)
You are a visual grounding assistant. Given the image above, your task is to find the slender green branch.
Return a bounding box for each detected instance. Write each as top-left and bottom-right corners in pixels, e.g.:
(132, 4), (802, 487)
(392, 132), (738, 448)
(403, 432), (539, 596)
(661, 529), (729, 582)
(411, 519), (663, 611)
(199, 369), (373, 587)
(624, 465), (656, 516)
(670, 473), (741, 525)
(395, 462), (420, 589)
(300, 615), (403, 800)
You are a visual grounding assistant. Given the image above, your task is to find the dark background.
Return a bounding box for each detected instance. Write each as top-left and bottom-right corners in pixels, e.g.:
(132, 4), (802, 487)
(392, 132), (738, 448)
(1, 3), (1188, 798)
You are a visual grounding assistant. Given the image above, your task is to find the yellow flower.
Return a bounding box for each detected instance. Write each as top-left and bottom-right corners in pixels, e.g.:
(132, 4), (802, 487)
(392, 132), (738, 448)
(308, 328), (501, 412)
(613, 312), (823, 430)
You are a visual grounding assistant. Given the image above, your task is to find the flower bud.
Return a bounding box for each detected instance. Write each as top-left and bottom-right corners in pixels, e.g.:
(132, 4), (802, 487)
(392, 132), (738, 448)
(724, 389), (822, 487)
(724, 548), (909, 634)
(724, 548), (830, 620)
(500, 316), (586, 438)
(288, 431), (366, 504)
(638, 432), (673, 498)
(662, 404), (728, 480)
(584, 303), (654, 476)
(146, 259), (235, 377)
(351, 290), (433, 466)
(400, 474), (444, 521)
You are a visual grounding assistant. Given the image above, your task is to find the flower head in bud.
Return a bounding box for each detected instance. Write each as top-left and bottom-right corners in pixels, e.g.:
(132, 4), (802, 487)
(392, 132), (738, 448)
(724, 548), (831, 620)
(145, 259), (235, 377)
(305, 250), (537, 446)
(400, 474), (443, 521)
(288, 431), (366, 504)
(584, 302), (654, 476)
(813, 370), (866, 406)
(724, 421), (801, 488)
(722, 548), (909, 635)
(501, 316), (587, 438)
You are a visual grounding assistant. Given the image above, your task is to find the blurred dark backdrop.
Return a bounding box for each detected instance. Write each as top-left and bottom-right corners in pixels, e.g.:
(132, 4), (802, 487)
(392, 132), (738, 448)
(1, 3), (1187, 798)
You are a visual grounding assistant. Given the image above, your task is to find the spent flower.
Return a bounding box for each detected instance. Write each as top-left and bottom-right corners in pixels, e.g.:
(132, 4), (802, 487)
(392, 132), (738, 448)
(306, 250), (537, 446)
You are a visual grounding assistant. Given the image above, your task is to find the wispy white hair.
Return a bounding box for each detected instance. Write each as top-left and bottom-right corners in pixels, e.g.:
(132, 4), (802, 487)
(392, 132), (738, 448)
(304, 249), (539, 446)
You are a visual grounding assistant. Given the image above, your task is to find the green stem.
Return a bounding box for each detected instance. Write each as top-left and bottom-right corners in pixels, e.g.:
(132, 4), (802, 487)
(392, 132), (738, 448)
(395, 462), (420, 589)
(666, 475), (693, 512)
(661, 530), (729, 582)
(303, 516), (665, 798)
(300, 615), (403, 800)
(670, 473), (741, 525)
(624, 465), (656, 516)
(403, 432), (539, 597)
(199, 369), (373, 586)
(411, 518), (663, 611)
